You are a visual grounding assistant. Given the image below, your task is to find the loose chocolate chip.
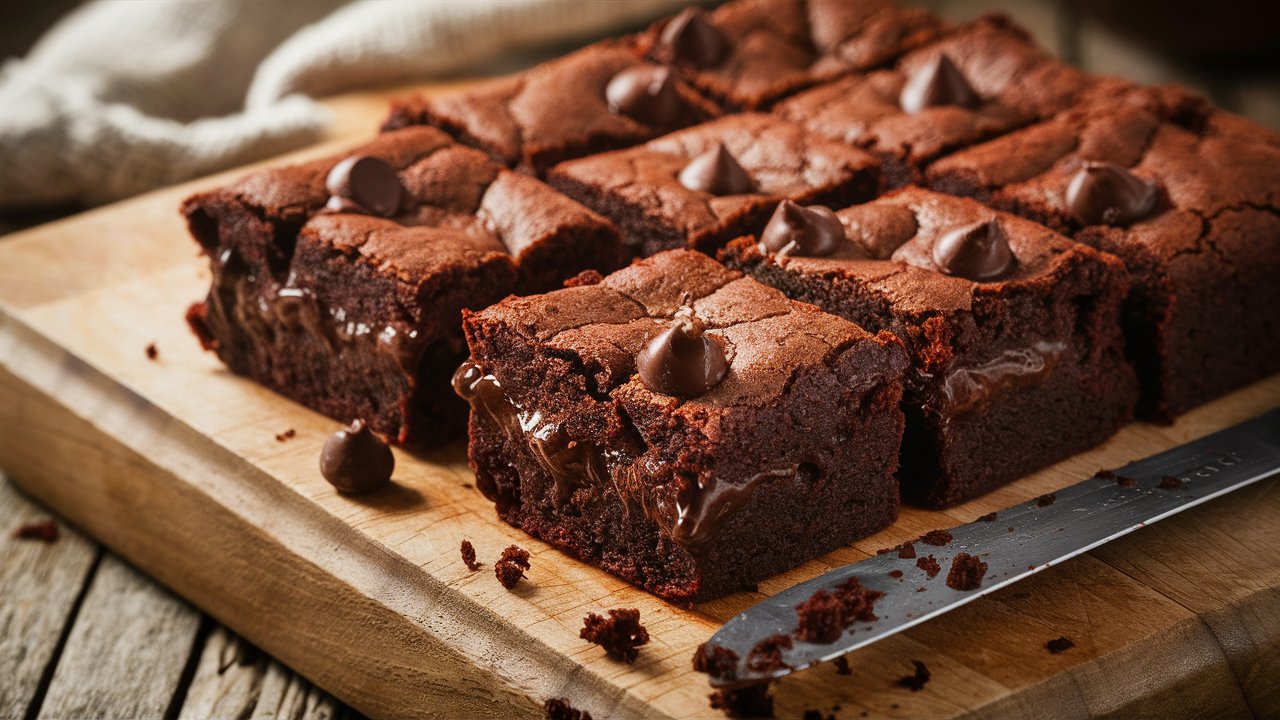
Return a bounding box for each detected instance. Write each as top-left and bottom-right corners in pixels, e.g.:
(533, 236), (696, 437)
(900, 54), (980, 114)
(1065, 161), (1159, 226)
(320, 419), (394, 494)
(658, 7), (728, 67)
(605, 65), (686, 126)
(932, 218), (1015, 282)
(325, 155), (403, 217)
(760, 200), (845, 257)
(678, 143), (755, 195)
(637, 313), (728, 398)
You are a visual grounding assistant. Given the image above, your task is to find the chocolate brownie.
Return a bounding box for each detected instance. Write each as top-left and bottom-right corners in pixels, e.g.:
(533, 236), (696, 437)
(455, 250), (907, 602)
(929, 84), (1280, 419)
(184, 126), (623, 445)
(721, 188), (1137, 507)
(774, 15), (1104, 187)
(548, 113), (879, 256)
(641, 0), (945, 110)
(382, 41), (720, 175)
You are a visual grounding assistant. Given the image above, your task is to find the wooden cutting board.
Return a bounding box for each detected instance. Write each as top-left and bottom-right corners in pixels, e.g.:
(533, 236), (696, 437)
(2, 81), (1278, 720)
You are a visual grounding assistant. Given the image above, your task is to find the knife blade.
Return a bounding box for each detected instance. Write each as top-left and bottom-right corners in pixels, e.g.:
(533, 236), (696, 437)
(704, 407), (1280, 687)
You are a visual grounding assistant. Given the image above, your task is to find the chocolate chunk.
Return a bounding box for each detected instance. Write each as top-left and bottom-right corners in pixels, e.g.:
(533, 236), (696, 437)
(1065, 161), (1158, 226)
(759, 200), (845, 257)
(637, 313), (728, 398)
(931, 218), (1015, 282)
(324, 155), (403, 217)
(319, 419), (394, 494)
(605, 65), (686, 126)
(900, 54), (980, 114)
(658, 7), (728, 67)
(495, 545), (531, 589)
(580, 608), (649, 662)
(678, 143), (755, 195)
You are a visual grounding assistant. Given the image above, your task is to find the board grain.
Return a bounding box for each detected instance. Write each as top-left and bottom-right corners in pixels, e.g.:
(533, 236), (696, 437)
(0, 81), (1278, 719)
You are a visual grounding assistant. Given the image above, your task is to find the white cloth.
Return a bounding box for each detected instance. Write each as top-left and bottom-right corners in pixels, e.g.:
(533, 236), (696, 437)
(0, 0), (689, 209)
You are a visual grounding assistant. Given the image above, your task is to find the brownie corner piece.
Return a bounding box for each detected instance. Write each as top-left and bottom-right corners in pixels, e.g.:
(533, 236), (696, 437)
(457, 249), (906, 602)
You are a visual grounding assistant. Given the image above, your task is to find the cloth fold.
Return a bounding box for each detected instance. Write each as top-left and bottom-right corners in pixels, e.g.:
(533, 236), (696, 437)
(0, 0), (688, 210)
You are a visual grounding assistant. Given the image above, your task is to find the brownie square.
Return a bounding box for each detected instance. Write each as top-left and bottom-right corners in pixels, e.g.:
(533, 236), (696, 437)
(642, 0), (945, 110)
(547, 113), (880, 256)
(721, 188), (1137, 507)
(773, 14), (1101, 187)
(184, 127), (623, 445)
(381, 40), (720, 175)
(928, 85), (1280, 419)
(457, 250), (907, 602)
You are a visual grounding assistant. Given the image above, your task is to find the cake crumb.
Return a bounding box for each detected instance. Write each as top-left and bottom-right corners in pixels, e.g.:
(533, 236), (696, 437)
(544, 697), (593, 720)
(832, 656), (852, 675)
(274, 428), (296, 442)
(709, 684), (773, 718)
(494, 545), (530, 589)
(746, 634), (792, 673)
(13, 519), (59, 543)
(460, 539), (481, 571)
(563, 269), (605, 287)
(145, 342), (159, 360)
(919, 529), (952, 546)
(1099, 469), (1137, 486)
(946, 553), (988, 591)
(1035, 493), (1056, 507)
(580, 608), (649, 663)
(1158, 475), (1183, 489)
(916, 555), (941, 578)
(794, 577), (883, 644)
(896, 660), (931, 691)
(693, 642), (740, 681)
(888, 570), (903, 578)
(877, 541), (916, 559)
(977, 511), (997, 522)
(1046, 636), (1075, 654)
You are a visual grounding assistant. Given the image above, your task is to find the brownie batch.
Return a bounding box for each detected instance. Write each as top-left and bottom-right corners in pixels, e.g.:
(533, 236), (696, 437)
(184, 0), (1280, 602)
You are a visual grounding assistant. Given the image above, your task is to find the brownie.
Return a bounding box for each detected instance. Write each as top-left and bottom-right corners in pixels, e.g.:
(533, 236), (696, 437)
(456, 250), (907, 602)
(548, 113), (880, 256)
(929, 84), (1280, 419)
(641, 0), (946, 110)
(773, 14), (1104, 187)
(381, 41), (721, 175)
(184, 126), (623, 445)
(721, 188), (1137, 507)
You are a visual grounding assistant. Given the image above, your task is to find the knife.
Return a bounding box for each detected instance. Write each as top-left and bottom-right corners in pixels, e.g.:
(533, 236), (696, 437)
(704, 407), (1280, 687)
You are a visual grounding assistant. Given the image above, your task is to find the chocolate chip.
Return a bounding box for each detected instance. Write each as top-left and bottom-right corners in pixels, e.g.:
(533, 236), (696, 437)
(658, 7), (728, 67)
(637, 313), (728, 398)
(931, 218), (1015, 282)
(1065, 161), (1159, 226)
(759, 200), (845, 257)
(320, 419), (394, 494)
(606, 65), (686, 126)
(900, 54), (980, 114)
(325, 155), (403, 217)
(678, 143), (754, 195)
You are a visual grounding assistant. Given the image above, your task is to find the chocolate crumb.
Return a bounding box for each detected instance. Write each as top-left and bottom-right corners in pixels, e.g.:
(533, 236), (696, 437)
(580, 608), (649, 663)
(1158, 475), (1183, 489)
(794, 577), (883, 644)
(888, 570), (903, 578)
(545, 697), (593, 720)
(896, 660), (931, 691)
(876, 541), (916, 559)
(145, 342), (159, 360)
(13, 519), (59, 543)
(461, 482), (473, 489)
(275, 428), (296, 442)
(495, 545), (530, 589)
(1099, 469), (1137, 486)
(977, 511), (997, 522)
(916, 587), (927, 592)
(919, 529), (952, 546)
(832, 656), (852, 675)
(460, 539), (481, 571)
(1035, 493), (1056, 507)
(694, 642), (740, 681)
(746, 634), (792, 673)
(946, 553), (988, 591)
(709, 684), (773, 718)
(1046, 636), (1075, 654)
(916, 555), (941, 578)
(563, 269), (605, 288)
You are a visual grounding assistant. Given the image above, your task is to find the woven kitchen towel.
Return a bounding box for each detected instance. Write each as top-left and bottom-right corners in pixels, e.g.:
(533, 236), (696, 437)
(0, 0), (689, 210)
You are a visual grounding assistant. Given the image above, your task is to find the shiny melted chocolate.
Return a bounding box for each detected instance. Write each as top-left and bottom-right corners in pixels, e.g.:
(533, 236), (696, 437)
(937, 341), (1066, 415)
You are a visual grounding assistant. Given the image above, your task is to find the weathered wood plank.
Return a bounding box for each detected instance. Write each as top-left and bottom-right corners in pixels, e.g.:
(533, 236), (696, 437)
(0, 471), (98, 720)
(36, 553), (203, 719)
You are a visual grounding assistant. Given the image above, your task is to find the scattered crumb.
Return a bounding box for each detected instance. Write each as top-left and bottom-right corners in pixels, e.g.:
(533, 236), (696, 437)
(13, 519), (59, 543)
(580, 608), (649, 663)
(460, 539), (481, 571)
(693, 642), (740, 681)
(919, 529), (952, 546)
(544, 697), (593, 720)
(946, 553), (988, 591)
(274, 428), (296, 442)
(916, 555), (941, 578)
(461, 482), (473, 489)
(876, 541), (916, 559)
(494, 545), (530, 589)
(1008, 527), (1015, 533)
(896, 660), (931, 691)
(916, 587), (927, 592)
(793, 577), (883, 644)
(1099, 469), (1137, 487)
(802, 710), (834, 720)
(888, 570), (903, 578)
(145, 342), (159, 360)
(1035, 493), (1056, 507)
(746, 634), (793, 673)
(1159, 475), (1183, 489)
(977, 512), (997, 522)
(563, 269), (605, 287)
(709, 684), (773, 718)
(1046, 636), (1075, 654)
(832, 656), (852, 675)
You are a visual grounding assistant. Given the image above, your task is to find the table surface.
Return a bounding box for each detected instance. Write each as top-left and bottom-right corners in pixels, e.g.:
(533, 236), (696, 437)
(1, 1), (1278, 718)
